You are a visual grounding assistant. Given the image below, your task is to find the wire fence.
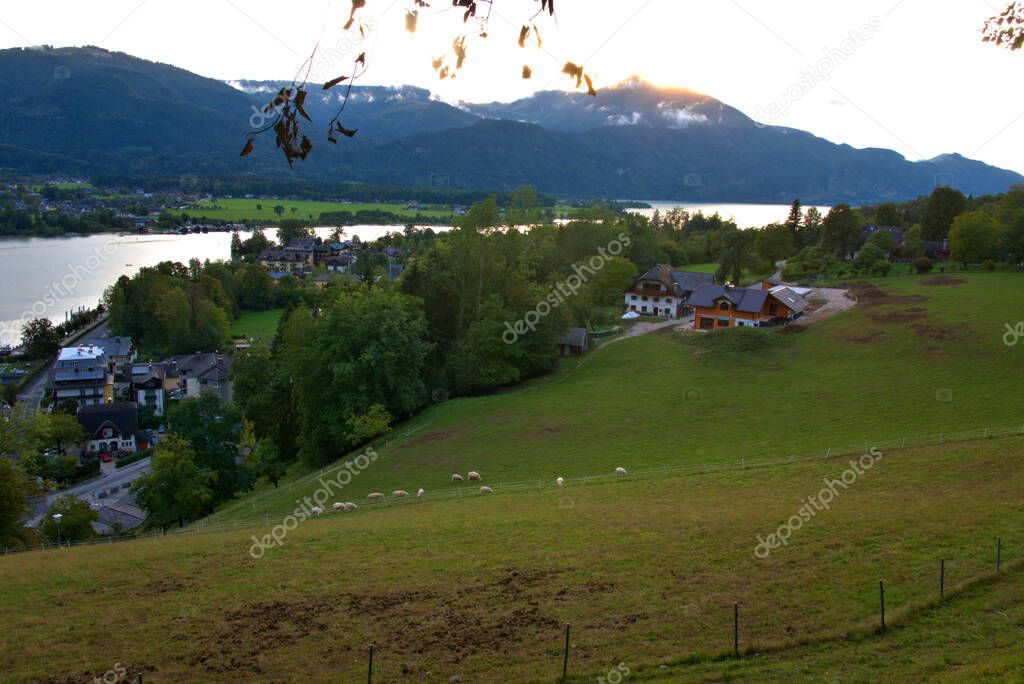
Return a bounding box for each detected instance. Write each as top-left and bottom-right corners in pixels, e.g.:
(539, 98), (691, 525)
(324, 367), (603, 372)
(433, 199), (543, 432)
(5, 422), (1024, 557)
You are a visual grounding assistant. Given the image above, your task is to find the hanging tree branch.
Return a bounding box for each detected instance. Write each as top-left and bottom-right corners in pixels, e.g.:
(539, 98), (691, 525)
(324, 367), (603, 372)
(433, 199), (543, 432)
(241, 0), (595, 165)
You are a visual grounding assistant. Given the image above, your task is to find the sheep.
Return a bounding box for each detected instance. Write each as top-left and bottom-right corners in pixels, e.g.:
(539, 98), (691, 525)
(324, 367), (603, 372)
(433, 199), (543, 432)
(310, 506), (323, 517)
(615, 467), (628, 476)
(451, 473), (464, 483)
(367, 492), (385, 501)
(344, 502), (358, 511)
(417, 488), (425, 499)
(479, 486), (494, 494)
(467, 471), (482, 482)
(555, 477), (565, 487)
(393, 490), (409, 498)
(332, 502), (345, 511)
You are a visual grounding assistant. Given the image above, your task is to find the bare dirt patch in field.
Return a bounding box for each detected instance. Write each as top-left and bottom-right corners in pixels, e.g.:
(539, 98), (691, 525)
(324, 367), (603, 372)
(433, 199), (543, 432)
(911, 323), (969, 342)
(850, 283), (928, 307)
(867, 306), (928, 325)
(919, 276), (967, 287)
(844, 330), (886, 344)
(397, 427), (466, 449)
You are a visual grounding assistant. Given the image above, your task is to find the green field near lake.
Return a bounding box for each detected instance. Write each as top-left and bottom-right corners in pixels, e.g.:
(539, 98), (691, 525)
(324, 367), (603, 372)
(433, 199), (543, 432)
(188, 198), (455, 223)
(229, 308), (285, 343)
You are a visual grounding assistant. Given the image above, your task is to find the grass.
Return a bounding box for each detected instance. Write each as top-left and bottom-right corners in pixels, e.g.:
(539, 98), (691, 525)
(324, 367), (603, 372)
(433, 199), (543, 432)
(209, 271), (1024, 525)
(1, 437), (1022, 682)
(4, 271), (1024, 682)
(187, 198), (454, 223)
(229, 309), (285, 343)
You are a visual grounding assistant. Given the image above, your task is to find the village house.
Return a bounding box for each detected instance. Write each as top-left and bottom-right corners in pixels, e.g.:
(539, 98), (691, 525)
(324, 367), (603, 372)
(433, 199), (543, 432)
(623, 265), (714, 318)
(689, 284), (809, 331)
(53, 345), (113, 407)
(165, 352), (232, 404)
(76, 402), (140, 460)
(861, 225), (950, 260)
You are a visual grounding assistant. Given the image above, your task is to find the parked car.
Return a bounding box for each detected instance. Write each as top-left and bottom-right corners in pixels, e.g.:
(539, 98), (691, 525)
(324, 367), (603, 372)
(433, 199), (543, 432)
(101, 453), (112, 463)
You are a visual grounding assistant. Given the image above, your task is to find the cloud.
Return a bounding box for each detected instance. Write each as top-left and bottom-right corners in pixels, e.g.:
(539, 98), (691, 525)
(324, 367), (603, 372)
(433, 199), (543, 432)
(608, 111), (643, 126)
(658, 105), (708, 128)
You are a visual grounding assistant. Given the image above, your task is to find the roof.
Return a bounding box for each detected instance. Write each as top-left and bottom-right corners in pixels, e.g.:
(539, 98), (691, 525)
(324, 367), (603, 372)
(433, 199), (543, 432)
(54, 367), (106, 383)
(81, 336), (133, 358)
(559, 327), (590, 348)
(631, 265), (713, 296)
(689, 284), (769, 313)
(77, 402), (139, 438)
(769, 287), (810, 314)
(284, 237), (316, 251)
(57, 345), (106, 362)
(385, 263), (405, 280)
(166, 353), (231, 383)
(862, 224), (906, 245)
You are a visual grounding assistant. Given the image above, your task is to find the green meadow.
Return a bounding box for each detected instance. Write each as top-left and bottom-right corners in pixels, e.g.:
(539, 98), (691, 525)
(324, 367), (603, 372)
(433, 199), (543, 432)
(188, 198), (454, 223)
(229, 308), (285, 343)
(210, 272), (1024, 524)
(4, 271), (1024, 682)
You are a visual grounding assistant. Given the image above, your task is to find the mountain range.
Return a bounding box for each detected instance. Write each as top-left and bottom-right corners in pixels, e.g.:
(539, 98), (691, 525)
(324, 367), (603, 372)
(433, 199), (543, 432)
(1, 46), (1021, 202)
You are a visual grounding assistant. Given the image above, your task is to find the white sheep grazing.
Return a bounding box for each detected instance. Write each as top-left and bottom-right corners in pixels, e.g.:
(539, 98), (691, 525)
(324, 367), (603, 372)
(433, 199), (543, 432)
(417, 488), (425, 499)
(451, 473), (464, 483)
(310, 506), (323, 517)
(344, 502), (358, 511)
(615, 467), (628, 476)
(479, 486), (494, 494)
(367, 492), (385, 501)
(555, 477), (565, 487)
(393, 490), (409, 498)
(467, 471), (482, 482)
(332, 502), (345, 511)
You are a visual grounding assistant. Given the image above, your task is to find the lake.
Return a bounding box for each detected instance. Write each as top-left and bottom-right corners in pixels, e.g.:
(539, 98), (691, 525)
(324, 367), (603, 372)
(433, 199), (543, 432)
(0, 225), (432, 348)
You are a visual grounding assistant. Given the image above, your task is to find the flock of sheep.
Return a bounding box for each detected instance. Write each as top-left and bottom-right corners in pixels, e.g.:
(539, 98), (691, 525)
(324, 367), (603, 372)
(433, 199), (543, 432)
(306, 466), (630, 517)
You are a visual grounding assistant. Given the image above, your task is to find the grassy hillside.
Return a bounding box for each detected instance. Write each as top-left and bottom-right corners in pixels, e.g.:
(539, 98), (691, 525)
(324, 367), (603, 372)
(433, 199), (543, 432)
(2, 437), (1022, 682)
(229, 308), (284, 343)
(208, 272), (1024, 525)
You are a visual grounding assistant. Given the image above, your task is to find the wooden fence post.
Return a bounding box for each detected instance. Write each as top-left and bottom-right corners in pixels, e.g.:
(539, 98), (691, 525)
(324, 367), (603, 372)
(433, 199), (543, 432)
(939, 559), (945, 600)
(878, 580), (886, 631)
(733, 602), (739, 657)
(367, 644), (374, 684)
(561, 623), (570, 681)
(997, 537), (1002, 574)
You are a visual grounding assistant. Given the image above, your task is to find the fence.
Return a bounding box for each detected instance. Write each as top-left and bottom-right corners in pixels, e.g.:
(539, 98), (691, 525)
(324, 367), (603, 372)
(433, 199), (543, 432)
(5, 422), (1024, 557)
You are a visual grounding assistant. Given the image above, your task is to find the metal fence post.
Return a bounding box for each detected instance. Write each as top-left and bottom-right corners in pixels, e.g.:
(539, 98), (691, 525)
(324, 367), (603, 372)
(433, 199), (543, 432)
(367, 644), (374, 684)
(997, 537), (1002, 574)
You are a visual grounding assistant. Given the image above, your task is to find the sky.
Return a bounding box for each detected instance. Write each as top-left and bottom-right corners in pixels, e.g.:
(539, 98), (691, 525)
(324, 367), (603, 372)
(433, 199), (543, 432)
(2, 0), (1023, 174)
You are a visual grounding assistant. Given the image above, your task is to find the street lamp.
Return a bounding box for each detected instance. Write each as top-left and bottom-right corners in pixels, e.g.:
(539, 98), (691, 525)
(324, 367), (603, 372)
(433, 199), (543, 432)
(52, 513), (63, 546)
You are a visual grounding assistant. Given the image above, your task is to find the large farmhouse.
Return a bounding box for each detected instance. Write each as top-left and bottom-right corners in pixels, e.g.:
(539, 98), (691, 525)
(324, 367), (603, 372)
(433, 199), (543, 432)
(623, 265), (714, 318)
(690, 284), (809, 330)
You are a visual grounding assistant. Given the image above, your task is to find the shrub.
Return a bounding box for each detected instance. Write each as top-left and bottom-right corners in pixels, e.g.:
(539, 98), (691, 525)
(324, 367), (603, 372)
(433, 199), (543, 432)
(913, 257), (933, 274)
(983, 259), (995, 271)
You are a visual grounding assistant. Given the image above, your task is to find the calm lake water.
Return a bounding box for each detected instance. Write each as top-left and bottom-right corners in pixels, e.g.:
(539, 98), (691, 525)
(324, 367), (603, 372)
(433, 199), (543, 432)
(0, 203), (816, 346)
(0, 225), (435, 347)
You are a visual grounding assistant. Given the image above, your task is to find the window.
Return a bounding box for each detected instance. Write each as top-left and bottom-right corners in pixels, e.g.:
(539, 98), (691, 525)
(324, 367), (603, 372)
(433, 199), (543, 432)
(719, 301), (731, 311)
(641, 296), (648, 301)
(642, 306), (648, 313)
(654, 297), (660, 303)
(769, 303), (778, 315)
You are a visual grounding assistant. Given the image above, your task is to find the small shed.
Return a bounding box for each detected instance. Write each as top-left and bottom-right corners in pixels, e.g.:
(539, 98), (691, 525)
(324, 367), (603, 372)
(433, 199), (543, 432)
(558, 328), (592, 356)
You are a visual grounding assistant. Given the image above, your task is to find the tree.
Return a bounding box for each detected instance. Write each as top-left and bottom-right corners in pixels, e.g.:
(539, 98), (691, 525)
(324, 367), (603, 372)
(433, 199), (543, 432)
(865, 230), (896, 255)
(948, 211), (997, 268)
(0, 457), (29, 547)
(20, 318), (61, 359)
(984, 2), (1024, 50)
(996, 187), (1024, 265)
(38, 495), (97, 543)
(506, 185), (543, 227)
(903, 225), (924, 260)
(921, 187), (967, 241)
(853, 243), (887, 274)
(820, 204), (863, 259)
(753, 224), (796, 267)
(273, 205), (285, 218)
(798, 207), (824, 249)
(874, 202), (906, 227)
(276, 219), (312, 247)
(237, 264), (273, 311)
(230, 229), (243, 256)
(134, 434), (216, 528)
(248, 439), (287, 488)
(166, 392), (242, 504)
(714, 226), (755, 285)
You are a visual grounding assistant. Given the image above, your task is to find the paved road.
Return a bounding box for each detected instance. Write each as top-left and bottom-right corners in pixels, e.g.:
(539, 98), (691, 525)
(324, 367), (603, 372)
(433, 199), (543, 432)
(27, 455), (151, 526)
